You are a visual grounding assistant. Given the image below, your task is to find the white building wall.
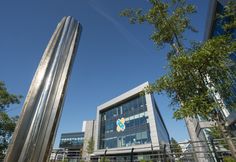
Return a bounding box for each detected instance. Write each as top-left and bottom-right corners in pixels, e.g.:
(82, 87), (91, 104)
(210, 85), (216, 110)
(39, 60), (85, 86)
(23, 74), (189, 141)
(145, 93), (159, 146)
(82, 120), (96, 160)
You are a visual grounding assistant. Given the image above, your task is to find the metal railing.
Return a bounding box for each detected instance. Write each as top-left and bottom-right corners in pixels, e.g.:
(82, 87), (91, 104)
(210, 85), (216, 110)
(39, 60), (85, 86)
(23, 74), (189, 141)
(49, 138), (236, 162)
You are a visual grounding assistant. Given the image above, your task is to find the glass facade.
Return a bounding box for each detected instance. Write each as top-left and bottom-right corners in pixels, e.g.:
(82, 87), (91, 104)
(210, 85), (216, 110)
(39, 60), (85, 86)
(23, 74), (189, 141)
(59, 132), (84, 149)
(153, 101), (170, 144)
(99, 95), (151, 149)
(212, 1), (236, 111)
(208, 1), (236, 138)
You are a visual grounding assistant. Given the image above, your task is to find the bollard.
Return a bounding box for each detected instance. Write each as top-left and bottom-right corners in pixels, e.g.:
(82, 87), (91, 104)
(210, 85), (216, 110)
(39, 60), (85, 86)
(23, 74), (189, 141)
(103, 149), (107, 162)
(130, 148), (134, 162)
(163, 144), (167, 162)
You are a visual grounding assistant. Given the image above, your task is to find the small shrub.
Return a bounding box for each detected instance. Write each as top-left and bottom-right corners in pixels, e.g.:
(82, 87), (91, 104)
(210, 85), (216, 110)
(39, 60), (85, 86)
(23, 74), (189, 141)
(100, 157), (110, 162)
(223, 156), (236, 162)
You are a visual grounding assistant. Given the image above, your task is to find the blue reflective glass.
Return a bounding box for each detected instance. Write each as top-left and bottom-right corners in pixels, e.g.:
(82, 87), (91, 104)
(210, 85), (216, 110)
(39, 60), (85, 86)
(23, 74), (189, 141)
(99, 95), (151, 149)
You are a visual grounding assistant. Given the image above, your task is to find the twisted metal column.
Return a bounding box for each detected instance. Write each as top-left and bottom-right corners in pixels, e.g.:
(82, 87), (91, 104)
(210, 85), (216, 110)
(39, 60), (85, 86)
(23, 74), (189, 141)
(4, 16), (81, 162)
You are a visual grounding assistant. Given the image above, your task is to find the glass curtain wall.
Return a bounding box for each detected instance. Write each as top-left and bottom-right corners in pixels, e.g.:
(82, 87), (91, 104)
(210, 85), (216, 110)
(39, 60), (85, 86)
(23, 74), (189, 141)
(212, 1), (236, 111)
(99, 95), (151, 149)
(59, 133), (84, 148)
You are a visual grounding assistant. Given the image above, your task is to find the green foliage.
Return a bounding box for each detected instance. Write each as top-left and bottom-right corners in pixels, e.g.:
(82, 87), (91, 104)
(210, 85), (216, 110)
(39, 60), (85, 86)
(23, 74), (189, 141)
(218, 1), (236, 31)
(0, 81), (22, 112)
(121, 0), (236, 159)
(207, 125), (224, 140)
(140, 160), (153, 162)
(0, 112), (17, 159)
(86, 137), (94, 154)
(120, 0), (196, 50)
(146, 35), (236, 119)
(223, 156), (236, 162)
(100, 157), (110, 162)
(170, 138), (182, 158)
(207, 125), (230, 150)
(0, 81), (21, 159)
(140, 160), (146, 162)
(121, 0), (236, 120)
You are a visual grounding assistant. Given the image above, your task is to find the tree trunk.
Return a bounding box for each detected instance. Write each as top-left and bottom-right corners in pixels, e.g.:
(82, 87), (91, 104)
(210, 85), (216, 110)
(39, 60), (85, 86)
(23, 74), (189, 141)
(216, 117), (236, 160)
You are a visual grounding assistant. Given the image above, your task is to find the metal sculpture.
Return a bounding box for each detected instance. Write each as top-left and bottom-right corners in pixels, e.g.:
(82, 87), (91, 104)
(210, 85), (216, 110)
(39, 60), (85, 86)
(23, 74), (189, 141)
(4, 16), (81, 162)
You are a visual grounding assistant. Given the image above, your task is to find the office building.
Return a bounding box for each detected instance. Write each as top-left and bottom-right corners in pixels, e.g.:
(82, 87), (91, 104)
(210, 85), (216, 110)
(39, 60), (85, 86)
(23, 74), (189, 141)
(59, 132), (84, 160)
(93, 82), (170, 161)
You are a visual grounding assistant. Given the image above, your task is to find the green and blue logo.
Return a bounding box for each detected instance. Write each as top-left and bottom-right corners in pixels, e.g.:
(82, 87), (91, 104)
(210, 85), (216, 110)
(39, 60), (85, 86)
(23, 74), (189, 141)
(116, 118), (125, 132)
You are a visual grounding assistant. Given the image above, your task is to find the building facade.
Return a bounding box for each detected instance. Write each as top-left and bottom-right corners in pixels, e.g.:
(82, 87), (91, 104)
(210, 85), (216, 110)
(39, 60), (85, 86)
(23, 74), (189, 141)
(59, 132), (84, 149)
(93, 82), (170, 160)
(82, 120), (96, 160)
(59, 132), (84, 161)
(206, 0), (236, 127)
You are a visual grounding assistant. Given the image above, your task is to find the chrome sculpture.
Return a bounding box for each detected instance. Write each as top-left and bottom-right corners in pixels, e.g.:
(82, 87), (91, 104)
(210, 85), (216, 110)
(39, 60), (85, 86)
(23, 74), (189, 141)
(4, 16), (81, 162)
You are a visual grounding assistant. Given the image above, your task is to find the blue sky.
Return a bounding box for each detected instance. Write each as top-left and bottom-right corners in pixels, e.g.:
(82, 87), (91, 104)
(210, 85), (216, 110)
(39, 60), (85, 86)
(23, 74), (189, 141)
(0, 0), (210, 147)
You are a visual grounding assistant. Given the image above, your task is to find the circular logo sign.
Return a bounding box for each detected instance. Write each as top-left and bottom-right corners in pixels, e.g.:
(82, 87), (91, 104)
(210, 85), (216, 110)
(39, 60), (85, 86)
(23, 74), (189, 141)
(116, 118), (125, 132)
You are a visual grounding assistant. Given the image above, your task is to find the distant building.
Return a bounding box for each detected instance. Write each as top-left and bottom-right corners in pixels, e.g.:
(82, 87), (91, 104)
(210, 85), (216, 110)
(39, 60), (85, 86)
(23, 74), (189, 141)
(93, 82), (170, 161)
(59, 132), (84, 149)
(59, 132), (84, 160)
(82, 120), (96, 160)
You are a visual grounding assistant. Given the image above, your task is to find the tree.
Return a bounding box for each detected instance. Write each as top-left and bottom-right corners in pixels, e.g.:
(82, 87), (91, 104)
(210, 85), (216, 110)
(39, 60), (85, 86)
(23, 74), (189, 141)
(0, 81), (21, 112)
(0, 81), (21, 159)
(146, 35), (236, 119)
(121, 1), (236, 116)
(170, 138), (182, 158)
(0, 112), (17, 159)
(121, 0), (236, 159)
(120, 0), (196, 55)
(86, 137), (94, 154)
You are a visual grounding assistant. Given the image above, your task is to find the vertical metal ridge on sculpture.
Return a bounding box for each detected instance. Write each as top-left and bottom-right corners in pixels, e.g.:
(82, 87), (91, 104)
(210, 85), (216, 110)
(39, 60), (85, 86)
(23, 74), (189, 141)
(4, 16), (81, 162)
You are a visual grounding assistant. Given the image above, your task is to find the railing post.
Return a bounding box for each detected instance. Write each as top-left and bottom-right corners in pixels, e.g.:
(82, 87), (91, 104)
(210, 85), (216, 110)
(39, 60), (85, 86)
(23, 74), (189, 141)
(103, 149), (107, 162)
(130, 148), (134, 162)
(211, 138), (220, 162)
(163, 144), (167, 162)
(151, 144), (154, 161)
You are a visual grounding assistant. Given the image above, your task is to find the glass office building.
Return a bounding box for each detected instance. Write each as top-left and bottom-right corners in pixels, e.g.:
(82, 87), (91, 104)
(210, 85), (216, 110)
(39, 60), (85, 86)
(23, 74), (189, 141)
(59, 132), (84, 149)
(94, 82), (170, 157)
(210, 0), (236, 116)
(99, 95), (151, 149)
(59, 132), (84, 160)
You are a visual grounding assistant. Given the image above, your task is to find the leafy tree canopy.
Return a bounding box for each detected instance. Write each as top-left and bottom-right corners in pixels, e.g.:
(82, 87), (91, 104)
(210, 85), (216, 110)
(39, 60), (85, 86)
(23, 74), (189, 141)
(120, 0), (196, 52)
(0, 81), (22, 112)
(0, 81), (21, 159)
(121, 0), (236, 120)
(0, 112), (17, 159)
(146, 35), (236, 119)
(218, 1), (236, 31)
